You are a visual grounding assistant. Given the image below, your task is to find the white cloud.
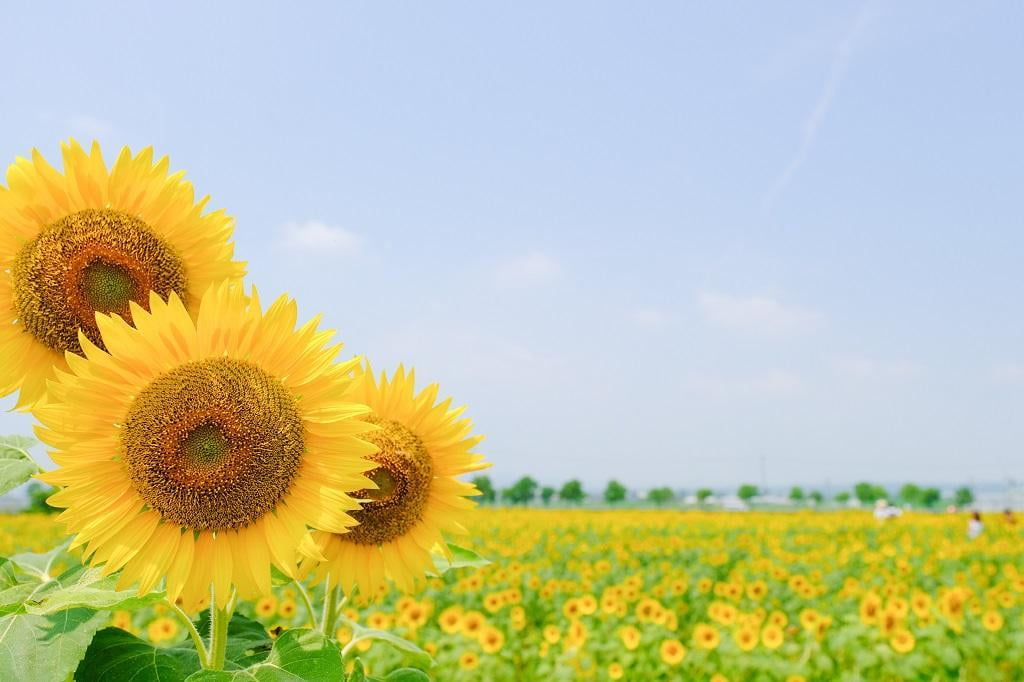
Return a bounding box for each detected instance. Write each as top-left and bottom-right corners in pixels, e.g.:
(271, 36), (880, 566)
(697, 291), (820, 335)
(831, 355), (917, 380)
(632, 306), (669, 328)
(493, 251), (560, 289)
(689, 369), (803, 399)
(281, 220), (361, 254)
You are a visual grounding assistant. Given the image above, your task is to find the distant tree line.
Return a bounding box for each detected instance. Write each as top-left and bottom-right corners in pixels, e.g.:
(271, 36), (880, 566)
(468, 475), (979, 510)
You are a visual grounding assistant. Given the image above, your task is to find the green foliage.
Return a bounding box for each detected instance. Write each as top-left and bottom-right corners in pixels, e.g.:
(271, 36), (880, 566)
(919, 487), (941, 508)
(430, 543), (490, 576)
(501, 477), (537, 505)
(854, 481), (887, 505)
(0, 435), (41, 497)
(187, 629), (345, 681)
(788, 486), (805, 502)
(899, 483), (922, 506)
(24, 482), (58, 514)
(835, 491), (851, 504)
(0, 607), (108, 682)
(77, 627), (184, 681)
(540, 486), (555, 505)
(696, 488), (713, 503)
(558, 479), (585, 504)
(603, 480), (627, 504)
(469, 475), (495, 504)
(647, 487), (675, 506)
(808, 490), (824, 505)
(954, 486), (974, 506)
(737, 484), (759, 502)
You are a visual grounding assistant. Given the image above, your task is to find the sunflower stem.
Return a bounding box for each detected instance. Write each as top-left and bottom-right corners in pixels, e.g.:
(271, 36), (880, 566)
(294, 579), (318, 630)
(168, 599), (209, 669)
(207, 586), (235, 670)
(321, 583), (343, 636)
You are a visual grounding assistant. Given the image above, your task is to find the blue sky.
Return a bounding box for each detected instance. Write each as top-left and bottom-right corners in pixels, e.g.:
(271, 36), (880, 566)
(1, 2), (1022, 490)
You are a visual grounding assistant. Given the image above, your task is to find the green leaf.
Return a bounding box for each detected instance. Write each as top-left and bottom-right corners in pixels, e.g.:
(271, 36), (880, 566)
(342, 619), (432, 670)
(186, 629), (344, 682)
(347, 659), (368, 682)
(9, 538), (73, 581)
(169, 612), (273, 673)
(0, 435), (41, 496)
(23, 564), (165, 615)
(429, 543), (489, 576)
(0, 607), (108, 682)
(76, 627), (185, 682)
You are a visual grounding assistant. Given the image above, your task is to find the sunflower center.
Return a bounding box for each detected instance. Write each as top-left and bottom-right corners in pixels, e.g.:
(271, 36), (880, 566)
(122, 357), (304, 531)
(80, 260), (138, 313)
(343, 414), (433, 546)
(12, 208), (187, 354)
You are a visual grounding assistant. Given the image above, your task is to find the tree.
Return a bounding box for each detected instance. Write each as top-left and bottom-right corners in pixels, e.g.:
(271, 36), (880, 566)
(788, 486), (805, 504)
(919, 487), (941, 509)
(604, 480), (627, 505)
(854, 482), (887, 506)
(24, 482), (58, 514)
(899, 483), (922, 507)
(470, 475), (496, 504)
(834, 491), (851, 504)
(808, 491), (824, 505)
(954, 486), (974, 507)
(696, 488), (713, 505)
(648, 487), (675, 506)
(502, 476), (538, 505)
(540, 486), (556, 505)
(559, 479), (586, 504)
(737, 484), (759, 503)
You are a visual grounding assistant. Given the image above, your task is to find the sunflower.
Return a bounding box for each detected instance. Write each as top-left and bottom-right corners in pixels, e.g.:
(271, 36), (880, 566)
(308, 364), (489, 599)
(35, 284), (374, 610)
(659, 638), (686, 666)
(0, 140), (244, 408)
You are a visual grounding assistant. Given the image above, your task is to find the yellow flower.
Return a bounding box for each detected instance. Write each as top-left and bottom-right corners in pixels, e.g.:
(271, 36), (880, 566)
(0, 140), (244, 408)
(36, 285), (373, 611)
(889, 629), (915, 653)
(255, 595), (278, 619)
(761, 623), (784, 650)
(309, 364), (489, 599)
(461, 610), (485, 637)
(735, 626), (758, 652)
(110, 610), (133, 632)
(543, 624), (561, 644)
(279, 600), (297, 619)
(479, 625), (505, 654)
(439, 606), (463, 634)
(458, 651), (479, 670)
(618, 625), (640, 650)
(660, 638), (686, 666)
(711, 675), (729, 682)
(608, 662), (624, 680)
(693, 623), (720, 650)
(982, 610), (1004, 632)
(146, 617), (178, 643)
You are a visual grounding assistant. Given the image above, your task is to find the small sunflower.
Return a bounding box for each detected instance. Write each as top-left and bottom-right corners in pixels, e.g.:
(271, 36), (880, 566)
(0, 140), (244, 408)
(36, 284), (374, 610)
(309, 364), (489, 599)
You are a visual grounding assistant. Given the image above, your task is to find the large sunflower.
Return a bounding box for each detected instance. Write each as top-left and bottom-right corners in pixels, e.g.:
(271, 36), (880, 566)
(35, 283), (375, 610)
(309, 364), (489, 600)
(0, 140), (244, 408)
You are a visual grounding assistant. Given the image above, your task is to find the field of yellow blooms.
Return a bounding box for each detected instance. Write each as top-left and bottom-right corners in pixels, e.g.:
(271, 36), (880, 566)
(3, 508), (1023, 681)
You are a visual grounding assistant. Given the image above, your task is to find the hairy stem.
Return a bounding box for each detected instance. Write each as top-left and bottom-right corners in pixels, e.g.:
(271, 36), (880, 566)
(168, 599), (208, 669)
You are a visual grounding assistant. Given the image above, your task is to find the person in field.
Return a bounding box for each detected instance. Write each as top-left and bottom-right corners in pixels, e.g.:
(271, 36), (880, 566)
(967, 511), (984, 540)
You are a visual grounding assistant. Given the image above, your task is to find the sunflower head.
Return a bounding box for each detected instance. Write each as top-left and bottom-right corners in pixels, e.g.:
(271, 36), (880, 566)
(0, 140), (245, 408)
(36, 284), (375, 611)
(308, 363), (489, 600)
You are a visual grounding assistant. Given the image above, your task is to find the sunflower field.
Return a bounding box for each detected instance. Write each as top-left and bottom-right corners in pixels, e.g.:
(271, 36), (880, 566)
(2, 507), (1023, 681)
